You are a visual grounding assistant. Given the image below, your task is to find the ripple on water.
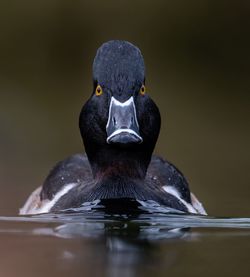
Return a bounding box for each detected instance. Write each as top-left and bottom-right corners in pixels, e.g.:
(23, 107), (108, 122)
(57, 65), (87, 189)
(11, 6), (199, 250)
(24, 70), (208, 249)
(1, 199), (250, 241)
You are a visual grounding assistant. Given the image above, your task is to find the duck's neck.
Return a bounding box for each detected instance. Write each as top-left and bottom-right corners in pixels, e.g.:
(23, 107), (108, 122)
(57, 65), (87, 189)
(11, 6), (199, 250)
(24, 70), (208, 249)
(87, 146), (152, 181)
(95, 159), (146, 181)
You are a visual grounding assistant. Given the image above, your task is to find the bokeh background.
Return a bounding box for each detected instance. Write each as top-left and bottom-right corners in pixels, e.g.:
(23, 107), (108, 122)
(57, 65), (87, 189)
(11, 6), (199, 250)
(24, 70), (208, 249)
(0, 0), (249, 216)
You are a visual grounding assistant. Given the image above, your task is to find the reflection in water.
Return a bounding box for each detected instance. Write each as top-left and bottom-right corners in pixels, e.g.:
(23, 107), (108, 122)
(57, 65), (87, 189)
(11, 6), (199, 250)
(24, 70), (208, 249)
(1, 205), (250, 277)
(0, 201), (187, 277)
(31, 214), (188, 277)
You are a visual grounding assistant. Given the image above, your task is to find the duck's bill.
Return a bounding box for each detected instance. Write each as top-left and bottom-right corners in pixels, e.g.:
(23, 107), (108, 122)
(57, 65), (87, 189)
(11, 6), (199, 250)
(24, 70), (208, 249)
(106, 96), (143, 145)
(107, 129), (142, 144)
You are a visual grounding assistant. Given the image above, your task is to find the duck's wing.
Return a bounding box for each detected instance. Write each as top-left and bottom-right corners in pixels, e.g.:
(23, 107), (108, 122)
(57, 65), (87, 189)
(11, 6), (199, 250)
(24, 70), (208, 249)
(19, 153), (93, 215)
(19, 186), (43, 215)
(190, 192), (207, 215)
(147, 155), (191, 202)
(40, 153), (92, 201)
(147, 155), (207, 215)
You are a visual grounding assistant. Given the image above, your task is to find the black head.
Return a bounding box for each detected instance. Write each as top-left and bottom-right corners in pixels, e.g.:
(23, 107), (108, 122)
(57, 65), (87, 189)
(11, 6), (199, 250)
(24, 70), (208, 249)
(79, 40), (161, 179)
(92, 40), (145, 101)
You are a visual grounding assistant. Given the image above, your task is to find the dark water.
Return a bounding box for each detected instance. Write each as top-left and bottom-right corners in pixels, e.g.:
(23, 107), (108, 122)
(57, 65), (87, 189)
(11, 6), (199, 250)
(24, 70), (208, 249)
(1, 203), (250, 277)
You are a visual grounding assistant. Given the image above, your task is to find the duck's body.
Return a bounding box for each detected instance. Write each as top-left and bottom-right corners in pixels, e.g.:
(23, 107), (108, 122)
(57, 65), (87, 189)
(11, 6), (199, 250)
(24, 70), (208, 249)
(20, 40), (206, 215)
(20, 153), (206, 215)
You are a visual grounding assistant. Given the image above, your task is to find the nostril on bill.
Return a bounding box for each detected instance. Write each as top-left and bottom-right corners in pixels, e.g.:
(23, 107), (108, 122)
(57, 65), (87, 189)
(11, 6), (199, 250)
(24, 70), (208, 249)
(112, 117), (117, 126)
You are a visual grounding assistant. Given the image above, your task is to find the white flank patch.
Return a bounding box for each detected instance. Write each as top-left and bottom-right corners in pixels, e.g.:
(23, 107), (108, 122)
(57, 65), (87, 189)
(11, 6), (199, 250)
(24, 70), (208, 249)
(37, 183), (77, 214)
(162, 186), (198, 214)
(19, 186), (42, 215)
(20, 183), (77, 215)
(191, 192), (207, 215)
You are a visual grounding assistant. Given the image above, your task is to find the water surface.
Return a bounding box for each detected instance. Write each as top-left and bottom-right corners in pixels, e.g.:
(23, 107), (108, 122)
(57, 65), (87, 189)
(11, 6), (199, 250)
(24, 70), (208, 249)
(1, 204), (250, 277)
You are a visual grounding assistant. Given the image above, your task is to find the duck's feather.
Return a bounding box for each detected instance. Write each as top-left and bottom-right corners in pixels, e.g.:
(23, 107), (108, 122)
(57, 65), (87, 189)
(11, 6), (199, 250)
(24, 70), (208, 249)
(19, 186), (43, 215)
(20, 154), (206, 215)
(40, 154), (92, 201)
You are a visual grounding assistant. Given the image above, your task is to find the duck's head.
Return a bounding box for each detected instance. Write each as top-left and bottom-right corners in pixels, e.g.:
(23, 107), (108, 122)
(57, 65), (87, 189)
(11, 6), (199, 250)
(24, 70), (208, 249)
(79, 40), (161, 179)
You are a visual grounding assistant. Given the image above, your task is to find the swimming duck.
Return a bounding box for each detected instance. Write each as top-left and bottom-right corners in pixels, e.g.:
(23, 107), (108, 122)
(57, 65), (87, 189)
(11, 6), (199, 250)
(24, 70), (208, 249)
(20, 40), (206, 215)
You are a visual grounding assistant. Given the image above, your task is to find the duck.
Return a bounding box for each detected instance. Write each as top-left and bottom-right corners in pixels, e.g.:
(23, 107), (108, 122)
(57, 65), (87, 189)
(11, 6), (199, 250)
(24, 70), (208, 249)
(20, 40), (206, 215)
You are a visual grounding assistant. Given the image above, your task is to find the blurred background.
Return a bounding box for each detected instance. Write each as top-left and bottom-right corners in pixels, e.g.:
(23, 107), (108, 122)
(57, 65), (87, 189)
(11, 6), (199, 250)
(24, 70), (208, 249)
(0, 0), (249, 216)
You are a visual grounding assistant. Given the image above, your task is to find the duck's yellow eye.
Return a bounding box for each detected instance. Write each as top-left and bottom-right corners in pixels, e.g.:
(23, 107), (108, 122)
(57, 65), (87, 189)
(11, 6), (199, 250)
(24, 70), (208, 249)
(95, 85), (103, 96)
(140, 85), (146, 95)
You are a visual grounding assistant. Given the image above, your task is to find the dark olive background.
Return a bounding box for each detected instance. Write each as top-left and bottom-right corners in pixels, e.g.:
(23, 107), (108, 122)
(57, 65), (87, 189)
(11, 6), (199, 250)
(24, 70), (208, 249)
(0, 0), (249, 217)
